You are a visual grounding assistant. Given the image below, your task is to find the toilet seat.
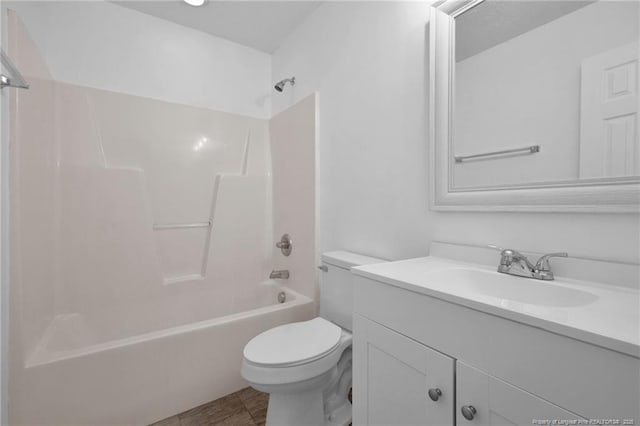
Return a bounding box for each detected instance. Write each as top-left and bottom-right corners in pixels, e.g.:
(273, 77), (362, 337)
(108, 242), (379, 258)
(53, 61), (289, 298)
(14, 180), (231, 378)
(241, 318), (352, 387)
(244, 318), (342, 367)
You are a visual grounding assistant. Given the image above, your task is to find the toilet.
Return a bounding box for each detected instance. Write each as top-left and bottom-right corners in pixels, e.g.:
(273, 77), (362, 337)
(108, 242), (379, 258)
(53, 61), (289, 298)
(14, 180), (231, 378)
(241, 251), (385, 426)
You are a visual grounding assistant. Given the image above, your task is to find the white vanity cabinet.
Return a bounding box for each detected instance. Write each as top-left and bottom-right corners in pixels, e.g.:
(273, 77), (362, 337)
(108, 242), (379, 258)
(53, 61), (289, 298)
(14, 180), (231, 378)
(353, 315), (455, 425)
(353, 314), (583, 426)
(352, 271), (640, 426)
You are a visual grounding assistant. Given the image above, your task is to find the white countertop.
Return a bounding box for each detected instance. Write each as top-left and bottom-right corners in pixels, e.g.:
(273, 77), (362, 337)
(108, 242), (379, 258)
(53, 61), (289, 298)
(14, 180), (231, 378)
(353, 256), (640, 358)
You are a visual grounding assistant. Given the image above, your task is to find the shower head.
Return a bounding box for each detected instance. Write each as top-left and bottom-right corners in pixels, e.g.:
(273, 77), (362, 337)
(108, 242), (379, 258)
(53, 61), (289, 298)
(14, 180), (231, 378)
(274, 77), (295, 92)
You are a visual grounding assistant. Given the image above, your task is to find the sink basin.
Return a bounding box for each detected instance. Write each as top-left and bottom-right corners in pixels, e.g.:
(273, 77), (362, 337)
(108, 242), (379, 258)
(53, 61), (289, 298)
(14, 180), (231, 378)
(353, 253), (638, 357)
(424, 268), (598, 307)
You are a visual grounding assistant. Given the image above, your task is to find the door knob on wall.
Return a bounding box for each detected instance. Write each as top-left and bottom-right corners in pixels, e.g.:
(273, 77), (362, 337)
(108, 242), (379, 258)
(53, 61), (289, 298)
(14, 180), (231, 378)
(276, 234), (292, 256)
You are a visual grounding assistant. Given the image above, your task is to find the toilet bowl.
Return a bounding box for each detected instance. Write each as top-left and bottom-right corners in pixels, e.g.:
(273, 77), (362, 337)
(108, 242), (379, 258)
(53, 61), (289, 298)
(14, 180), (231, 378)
(242, 318), (353, 426)
(241, 251), (385, 426)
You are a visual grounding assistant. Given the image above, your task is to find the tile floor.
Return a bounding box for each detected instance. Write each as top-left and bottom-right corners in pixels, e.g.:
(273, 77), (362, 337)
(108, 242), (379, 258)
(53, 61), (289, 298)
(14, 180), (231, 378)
(150, 387), (268, 426)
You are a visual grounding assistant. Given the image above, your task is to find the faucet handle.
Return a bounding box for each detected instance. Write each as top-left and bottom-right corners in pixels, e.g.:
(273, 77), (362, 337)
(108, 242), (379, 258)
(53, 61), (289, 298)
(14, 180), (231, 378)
(488, 245), (536, 270)
(488, 245), (512, 265)
(276, 234), (292, 256)
(534, 252), (568, 272)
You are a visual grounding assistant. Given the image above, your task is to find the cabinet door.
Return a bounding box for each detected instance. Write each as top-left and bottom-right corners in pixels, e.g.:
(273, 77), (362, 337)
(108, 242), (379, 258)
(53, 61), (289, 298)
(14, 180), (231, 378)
(456, 362), (585, 426)
(353, 314), (455, 426)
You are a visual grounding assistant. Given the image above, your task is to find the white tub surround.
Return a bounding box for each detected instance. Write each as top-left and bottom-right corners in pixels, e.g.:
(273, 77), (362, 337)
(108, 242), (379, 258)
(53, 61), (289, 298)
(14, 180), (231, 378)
(270, 93), (319, 301)
(6, 10), (318, 426)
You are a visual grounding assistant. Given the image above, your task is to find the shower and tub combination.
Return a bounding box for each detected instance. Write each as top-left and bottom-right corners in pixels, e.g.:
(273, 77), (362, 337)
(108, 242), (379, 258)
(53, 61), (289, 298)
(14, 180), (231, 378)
(6, 9), (317, 425)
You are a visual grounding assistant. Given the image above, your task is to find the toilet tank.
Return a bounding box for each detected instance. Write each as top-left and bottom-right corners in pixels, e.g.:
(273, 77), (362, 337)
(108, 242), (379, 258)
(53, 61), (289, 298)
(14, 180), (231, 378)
(320, 251), (386, 331)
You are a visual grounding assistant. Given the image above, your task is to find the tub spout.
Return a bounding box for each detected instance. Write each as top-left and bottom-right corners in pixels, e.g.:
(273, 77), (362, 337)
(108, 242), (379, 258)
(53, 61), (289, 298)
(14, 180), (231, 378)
(269, 270), (289, 279)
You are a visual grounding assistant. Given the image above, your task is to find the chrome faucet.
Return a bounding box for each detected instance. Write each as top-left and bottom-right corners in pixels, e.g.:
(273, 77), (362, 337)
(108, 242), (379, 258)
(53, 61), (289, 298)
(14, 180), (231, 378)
(488, 245), (568, 281)
(269, 270), (290, 279)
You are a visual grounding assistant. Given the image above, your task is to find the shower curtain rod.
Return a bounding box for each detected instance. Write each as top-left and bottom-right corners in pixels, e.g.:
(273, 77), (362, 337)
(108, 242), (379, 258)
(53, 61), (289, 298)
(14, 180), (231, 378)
(0, 49), (29, 90)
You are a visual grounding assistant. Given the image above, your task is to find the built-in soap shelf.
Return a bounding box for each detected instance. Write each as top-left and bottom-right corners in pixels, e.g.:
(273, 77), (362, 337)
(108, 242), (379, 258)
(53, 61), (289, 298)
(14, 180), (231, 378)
(154, 133), (259, 285)
(152, 221), (212, 230)
(163, 274), (205, 285)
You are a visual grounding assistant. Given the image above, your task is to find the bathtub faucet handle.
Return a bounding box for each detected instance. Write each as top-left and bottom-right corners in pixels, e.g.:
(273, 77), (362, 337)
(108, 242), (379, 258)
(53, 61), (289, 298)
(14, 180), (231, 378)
(276, 234), (292, 256)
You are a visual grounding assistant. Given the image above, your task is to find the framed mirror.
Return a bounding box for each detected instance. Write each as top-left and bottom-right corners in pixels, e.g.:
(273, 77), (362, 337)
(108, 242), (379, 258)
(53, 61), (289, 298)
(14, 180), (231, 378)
(429, 0), (640, 212)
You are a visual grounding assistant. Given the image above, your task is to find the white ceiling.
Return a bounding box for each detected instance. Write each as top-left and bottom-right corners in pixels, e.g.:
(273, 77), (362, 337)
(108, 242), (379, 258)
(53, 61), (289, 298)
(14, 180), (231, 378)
(456, 0), (593, 61)
(113, 1), (322, 53)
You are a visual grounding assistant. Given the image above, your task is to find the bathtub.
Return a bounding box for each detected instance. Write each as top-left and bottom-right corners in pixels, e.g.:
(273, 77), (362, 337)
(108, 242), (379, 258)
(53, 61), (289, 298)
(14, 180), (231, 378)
(11, 282), (315, 426)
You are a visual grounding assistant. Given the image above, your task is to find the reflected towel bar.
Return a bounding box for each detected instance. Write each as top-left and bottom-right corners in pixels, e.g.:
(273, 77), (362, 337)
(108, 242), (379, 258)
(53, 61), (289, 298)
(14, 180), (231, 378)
(153, 221), (212, 230)
(454, 145), (540, 163)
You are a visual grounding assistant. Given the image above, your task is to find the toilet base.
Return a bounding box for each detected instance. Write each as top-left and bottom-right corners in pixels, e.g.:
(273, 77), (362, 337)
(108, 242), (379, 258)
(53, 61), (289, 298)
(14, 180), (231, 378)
(265, 391), (351, 426)
(266, 389), (327, 426)
(326, 401), (351, 426)
(257, 348), (353, 426)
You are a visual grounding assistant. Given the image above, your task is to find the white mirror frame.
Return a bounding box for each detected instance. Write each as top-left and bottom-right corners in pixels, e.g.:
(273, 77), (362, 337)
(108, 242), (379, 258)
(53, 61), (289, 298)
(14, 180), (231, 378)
(429, 0), (640, 213)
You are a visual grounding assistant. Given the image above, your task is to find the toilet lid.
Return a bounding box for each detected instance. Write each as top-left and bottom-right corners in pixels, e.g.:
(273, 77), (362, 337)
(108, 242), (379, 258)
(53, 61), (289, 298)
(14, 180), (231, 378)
(243, 318), (342, 366)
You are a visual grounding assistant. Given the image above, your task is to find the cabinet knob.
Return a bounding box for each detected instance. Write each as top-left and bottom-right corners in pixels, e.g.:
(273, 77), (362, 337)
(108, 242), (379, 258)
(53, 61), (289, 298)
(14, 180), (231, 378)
(461, 405), (477, 421)
(427, 388), (442, 401)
